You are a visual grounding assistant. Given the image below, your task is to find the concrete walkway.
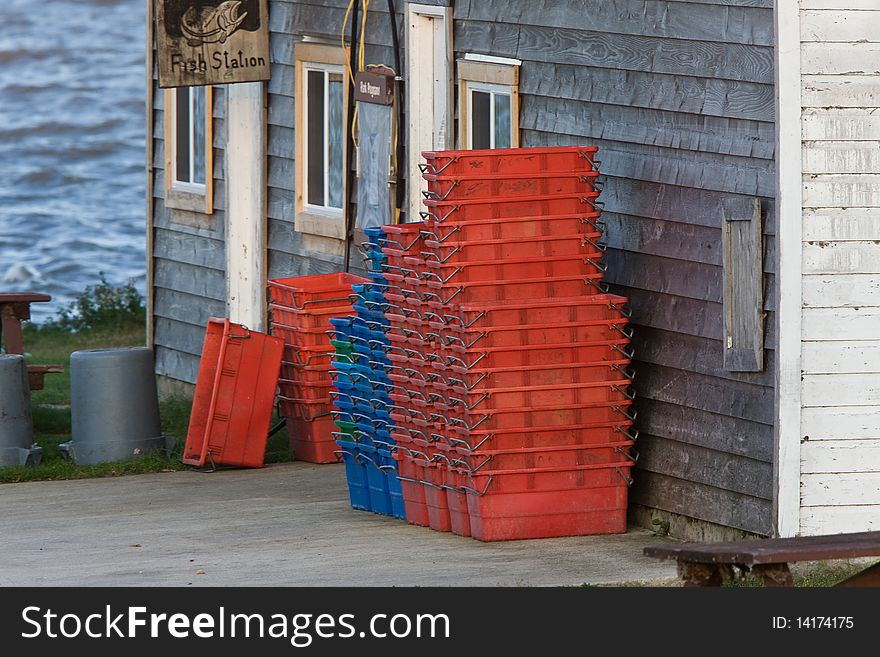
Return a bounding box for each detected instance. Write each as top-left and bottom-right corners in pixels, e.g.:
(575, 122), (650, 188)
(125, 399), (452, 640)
(0, 463), (677, 586)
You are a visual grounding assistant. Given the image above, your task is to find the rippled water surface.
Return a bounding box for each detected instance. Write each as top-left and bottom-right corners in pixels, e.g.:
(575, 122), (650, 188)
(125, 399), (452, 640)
(0, 0), (145, 320)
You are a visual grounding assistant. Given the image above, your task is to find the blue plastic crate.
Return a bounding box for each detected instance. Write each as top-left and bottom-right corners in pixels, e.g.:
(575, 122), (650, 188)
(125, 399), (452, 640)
(336, 440), (371, 511)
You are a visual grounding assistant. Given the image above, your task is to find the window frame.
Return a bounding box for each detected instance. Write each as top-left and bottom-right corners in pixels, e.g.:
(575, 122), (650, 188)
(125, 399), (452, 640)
(457, 57), (520, 151)
(164, 86), (214, 214)
(301, 62), (346, 215)
(295, 43), (349, 240)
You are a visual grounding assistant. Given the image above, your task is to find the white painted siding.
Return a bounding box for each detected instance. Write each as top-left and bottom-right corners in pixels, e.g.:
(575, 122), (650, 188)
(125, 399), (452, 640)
(799, 3), (880, 535)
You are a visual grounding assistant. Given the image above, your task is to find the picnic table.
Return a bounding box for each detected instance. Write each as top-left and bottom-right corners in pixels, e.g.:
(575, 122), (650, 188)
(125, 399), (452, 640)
(0, 292), (63, 390)
(645, 530), (880, 587)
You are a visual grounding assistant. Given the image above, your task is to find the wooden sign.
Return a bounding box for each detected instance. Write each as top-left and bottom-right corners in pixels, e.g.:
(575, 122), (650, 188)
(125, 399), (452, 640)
(156, 0), (270, 88)
(354, 71), (394, 106)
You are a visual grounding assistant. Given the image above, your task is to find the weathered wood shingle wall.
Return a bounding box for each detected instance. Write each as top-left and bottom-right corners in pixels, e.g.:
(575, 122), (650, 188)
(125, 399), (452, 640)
(451, 0), (777, 534)
(150, 68), (227, 386)
(798, 2), (880, 535)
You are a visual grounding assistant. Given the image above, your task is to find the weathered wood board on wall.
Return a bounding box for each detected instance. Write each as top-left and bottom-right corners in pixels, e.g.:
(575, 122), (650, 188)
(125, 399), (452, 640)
(156, 0), (270, 88)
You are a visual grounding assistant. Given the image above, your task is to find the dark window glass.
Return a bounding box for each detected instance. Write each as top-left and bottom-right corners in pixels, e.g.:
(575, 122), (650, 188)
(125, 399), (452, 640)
(471, 90), (491, 150)
(175, 87), (191, 183)
(307, 70), (326, 206)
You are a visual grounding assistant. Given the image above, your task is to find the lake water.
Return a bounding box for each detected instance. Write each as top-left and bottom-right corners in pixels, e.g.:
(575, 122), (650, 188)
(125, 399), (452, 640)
(0, 0), (146, 321)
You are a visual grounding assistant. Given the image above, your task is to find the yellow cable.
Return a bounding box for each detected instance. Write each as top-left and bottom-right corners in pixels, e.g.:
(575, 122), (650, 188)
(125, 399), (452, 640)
(341, 0), (356, 86)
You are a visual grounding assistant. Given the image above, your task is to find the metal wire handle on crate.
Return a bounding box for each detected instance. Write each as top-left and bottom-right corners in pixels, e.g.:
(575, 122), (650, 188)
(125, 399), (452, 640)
(611, 323), (634, 339)
(460, 476), (495, 497)
(611, 405), (638, 423)
(610, 363), (638, 381)
(418, 157), (459, 176)
(615, 426), (640, 442)
(615, 445), (640, 465)
(614, 467), (634, 487)
(226, 325), (251, 340)
(612, 384), (637, 402)
(421, 180), (459, 201)
(419, 207), (458, 223)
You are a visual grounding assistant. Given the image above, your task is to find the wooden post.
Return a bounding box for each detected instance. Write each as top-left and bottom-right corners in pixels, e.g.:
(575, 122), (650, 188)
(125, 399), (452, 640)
(225, 82), (267, 331)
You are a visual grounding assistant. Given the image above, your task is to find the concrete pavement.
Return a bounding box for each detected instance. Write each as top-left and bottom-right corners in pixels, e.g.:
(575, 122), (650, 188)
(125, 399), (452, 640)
(0, 463), (678, 586)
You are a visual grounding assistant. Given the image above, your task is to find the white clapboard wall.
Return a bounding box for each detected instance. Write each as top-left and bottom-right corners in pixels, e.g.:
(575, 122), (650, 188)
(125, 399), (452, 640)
(799, 1), (880, 535)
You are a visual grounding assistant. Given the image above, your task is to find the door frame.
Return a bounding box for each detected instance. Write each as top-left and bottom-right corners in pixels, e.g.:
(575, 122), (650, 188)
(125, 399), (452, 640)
(405, 2), (454, 221)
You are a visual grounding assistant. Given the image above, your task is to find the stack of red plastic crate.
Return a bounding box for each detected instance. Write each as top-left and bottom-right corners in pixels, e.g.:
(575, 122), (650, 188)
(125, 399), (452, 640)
(383, 146), (637, 541)
(269, 272), (367, 463)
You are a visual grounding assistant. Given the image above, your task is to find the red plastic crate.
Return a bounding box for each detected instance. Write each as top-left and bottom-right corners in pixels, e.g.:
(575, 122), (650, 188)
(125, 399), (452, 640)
(461, 440), (635, 472)
(422, 252), (605, 284)
(442, 339), (632, 371)
(459, 381), (632, 413)
(278, 377), (334, 401)
(425, 232), (602, 264)
(183, 318), (283, 468)
(421, 146), (599, 177)
(286, 416), (338, 464)
(425, 212), (602, 243)
(432, 360), (633, 391)
(447, 399), (636, 435)
(467, 486), (628, 541)
(424, 170), (599, 201)
(451, 294), (628, 327)
(422, 192), (601, 224)
(442, 462), (472, 537)
(272, 322), (334, 349)
(278, 395), (333, 422)
(280, 361), (335, 384)
(270, 303), (351, 330)
(269, 272), (368, 310)
(420, 458), (452, 533)
(423, 274), (606, 307)
(454, 421), (637, 453)
(396, 448), (430, 527)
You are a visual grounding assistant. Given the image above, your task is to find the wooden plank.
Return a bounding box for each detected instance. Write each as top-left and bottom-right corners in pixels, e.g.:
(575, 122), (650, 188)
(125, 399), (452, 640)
(631, 471), (772, 535)
(267, 186), (296, 222)
(803, 241), (880, 274)
(268, 155), (295, 191)
(804, 307), (880, 340)
(153, 227), (225, 271)
(595, 176), (776, 234)
(454, 22), (775, 84)
(602, 214), (722, 268)
(803, 175), (880, 208)
(801, 42), (880, 76)
(802, 440), (880, 474)
(632, 326), (774, 387)
(153, 258), (226, 301)
(637, 435), (773, 499)
(634, 398), (774, 461)
(616, 286), (723, 341)
(643, 530), (880, 564)
(803, 208), (880, 241)
(153, 317), (208, 357)
(155, 345), (200, 385)
(800, 10), (880, 43)
(803, 341), (880, 375)
(803, 141), (880, 175)
(634, 362), (775, 424)
(268, 248), (341, 280)
(519, 95), (775, 159)
(802, 406), (880, 441)
(722, 197), (763, 371)
(522, 131), (775, 197)
(154, 288), (224, 327)
(802, 274), (880, 308)
(801, 473), (880, 506)
(802, 109), (880, 141)
(463, 0), (773, 47)
(520, 61), (774, 121)
(803, 373), (880, 407)
(800, 507), (880, 536)
(802, 76), (880, 109)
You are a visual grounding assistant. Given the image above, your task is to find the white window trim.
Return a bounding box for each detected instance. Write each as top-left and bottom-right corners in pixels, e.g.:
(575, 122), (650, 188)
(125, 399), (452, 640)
(164, 86), (213, 214)
(457, 58), (520, 151)
(301, 62), (345, 216)
(465, 81), (514, 149)
(294, 42), (349, 241)
(171, 87), (207, 192)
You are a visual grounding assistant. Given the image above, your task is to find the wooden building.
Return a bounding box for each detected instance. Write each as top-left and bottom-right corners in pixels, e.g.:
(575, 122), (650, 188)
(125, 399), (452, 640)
(145, 0), (880, 539)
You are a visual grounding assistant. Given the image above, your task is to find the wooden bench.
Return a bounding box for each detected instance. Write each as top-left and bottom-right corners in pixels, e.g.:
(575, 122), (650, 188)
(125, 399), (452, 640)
(0, 292), (64, 391)
(645, 531), (880, 587)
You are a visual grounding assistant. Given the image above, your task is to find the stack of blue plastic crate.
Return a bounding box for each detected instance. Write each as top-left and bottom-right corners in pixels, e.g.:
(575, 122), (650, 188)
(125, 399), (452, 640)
(331, 226), (406, 520)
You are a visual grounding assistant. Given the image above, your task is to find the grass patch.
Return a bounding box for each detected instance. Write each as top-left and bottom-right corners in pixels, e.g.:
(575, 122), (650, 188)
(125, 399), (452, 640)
(3, 278), (294, 484)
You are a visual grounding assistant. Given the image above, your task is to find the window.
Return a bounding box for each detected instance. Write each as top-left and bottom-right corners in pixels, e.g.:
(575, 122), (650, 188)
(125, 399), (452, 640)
(295, 43), (349, 240)
(164, 86), (213, 214)
(303, 64), (345, 211)
(458, 56), (520, 150)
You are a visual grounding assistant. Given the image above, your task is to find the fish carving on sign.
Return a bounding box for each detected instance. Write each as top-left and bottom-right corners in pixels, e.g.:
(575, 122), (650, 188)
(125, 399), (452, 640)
(180, 1), (247, 46)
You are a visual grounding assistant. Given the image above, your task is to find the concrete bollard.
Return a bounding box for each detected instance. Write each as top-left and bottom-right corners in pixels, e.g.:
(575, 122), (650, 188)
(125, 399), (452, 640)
(0, 354), (42, 467)
(62, 347), (164, 465)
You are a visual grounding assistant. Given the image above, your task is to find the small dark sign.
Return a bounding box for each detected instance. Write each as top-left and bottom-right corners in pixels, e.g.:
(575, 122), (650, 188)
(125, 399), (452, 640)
(156, 0), (270, 88)
(354, 71), (394, 106)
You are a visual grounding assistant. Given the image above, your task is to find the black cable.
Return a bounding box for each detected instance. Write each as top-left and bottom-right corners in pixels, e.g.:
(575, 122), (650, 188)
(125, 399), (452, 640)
(343, 0), (361, 271)
(386, 0), (405, 221)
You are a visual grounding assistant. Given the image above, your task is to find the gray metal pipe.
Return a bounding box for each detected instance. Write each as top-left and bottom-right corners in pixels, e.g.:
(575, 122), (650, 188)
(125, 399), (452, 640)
(0, 354), (42, 467)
